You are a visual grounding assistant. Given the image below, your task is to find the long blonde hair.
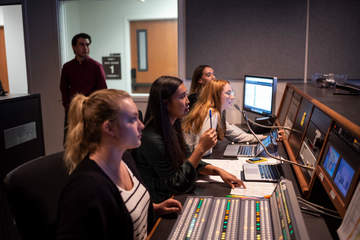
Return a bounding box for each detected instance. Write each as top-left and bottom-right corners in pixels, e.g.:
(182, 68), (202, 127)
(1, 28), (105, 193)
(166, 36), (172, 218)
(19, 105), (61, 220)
(182, 79), (228, 139)
(64, 89), (131, 173)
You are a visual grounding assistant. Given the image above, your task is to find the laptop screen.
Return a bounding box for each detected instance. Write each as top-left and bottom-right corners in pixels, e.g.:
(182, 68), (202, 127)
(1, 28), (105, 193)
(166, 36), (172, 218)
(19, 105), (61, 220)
(256, 135), (272, 155)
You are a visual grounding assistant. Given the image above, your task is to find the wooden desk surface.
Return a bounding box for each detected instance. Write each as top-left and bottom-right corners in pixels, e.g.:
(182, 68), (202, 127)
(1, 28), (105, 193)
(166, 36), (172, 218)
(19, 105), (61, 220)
(290, 83), (360, 126)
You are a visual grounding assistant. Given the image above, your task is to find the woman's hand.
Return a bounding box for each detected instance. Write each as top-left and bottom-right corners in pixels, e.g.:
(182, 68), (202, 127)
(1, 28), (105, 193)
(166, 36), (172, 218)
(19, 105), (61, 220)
(277, 129), (285, 141)
(217, 169), (246, 189)
(197, 128), (217, 153)
(153, 198), (182, 216)
(189, 129), (217, 168)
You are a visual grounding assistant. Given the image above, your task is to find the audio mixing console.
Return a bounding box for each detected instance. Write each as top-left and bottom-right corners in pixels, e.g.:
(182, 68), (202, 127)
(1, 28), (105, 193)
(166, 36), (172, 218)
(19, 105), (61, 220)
(168, 180), (309, 240)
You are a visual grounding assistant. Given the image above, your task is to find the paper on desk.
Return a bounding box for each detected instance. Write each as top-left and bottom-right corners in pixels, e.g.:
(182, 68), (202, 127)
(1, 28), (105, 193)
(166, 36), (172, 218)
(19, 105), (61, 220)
(198, 159), (242, 183)
(337, 183), (360, 240)
(231, 182), (276, 198)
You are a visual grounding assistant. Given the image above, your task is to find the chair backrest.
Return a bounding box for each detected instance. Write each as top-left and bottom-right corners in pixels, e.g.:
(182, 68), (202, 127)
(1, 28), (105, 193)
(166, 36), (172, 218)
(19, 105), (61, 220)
(3, 151), (69, 240)
(0, 183), (20, 240)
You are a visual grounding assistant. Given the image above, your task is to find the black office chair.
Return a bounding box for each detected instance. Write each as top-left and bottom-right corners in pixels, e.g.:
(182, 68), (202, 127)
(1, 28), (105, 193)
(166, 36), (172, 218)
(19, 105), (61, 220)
(0, 183), (20, 240)
(3, 151), (69, 240)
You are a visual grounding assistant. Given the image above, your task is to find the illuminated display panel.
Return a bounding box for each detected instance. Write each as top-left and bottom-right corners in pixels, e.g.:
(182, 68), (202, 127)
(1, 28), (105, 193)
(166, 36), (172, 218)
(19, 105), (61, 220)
(243, 75), (277, 116)
(334, 158), (355, 197)
(322, 145), (340, 177)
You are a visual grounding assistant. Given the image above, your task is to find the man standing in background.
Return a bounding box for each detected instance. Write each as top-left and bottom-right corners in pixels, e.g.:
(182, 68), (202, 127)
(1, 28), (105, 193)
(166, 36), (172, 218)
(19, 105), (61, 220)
(60, 33), (107, 143)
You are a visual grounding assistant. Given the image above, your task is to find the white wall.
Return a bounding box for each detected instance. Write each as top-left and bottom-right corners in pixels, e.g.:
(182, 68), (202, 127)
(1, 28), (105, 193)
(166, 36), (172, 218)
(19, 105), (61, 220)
(59, 1), (80, 66)
(0, 7), (3, 25)
(1, 5), (27, 94)
(59, 0), (177, 94)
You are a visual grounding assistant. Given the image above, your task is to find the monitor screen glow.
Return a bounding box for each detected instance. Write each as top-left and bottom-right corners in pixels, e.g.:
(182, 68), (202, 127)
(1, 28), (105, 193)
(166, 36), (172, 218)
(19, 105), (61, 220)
(323, 145), (340, 177)
(256, 134), (272, 155)
(243, 75), (277, 116)
(334, 158), (355, 197)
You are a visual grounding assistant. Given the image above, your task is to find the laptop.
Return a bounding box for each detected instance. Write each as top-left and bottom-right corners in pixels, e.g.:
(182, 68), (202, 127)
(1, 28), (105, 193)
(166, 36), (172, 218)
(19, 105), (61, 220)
(223, 129), (278, 157)
(242, 164), (282, 182)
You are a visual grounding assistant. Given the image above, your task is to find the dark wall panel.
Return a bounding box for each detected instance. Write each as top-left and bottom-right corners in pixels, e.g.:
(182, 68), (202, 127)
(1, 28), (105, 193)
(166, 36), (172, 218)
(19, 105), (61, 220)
(308, 0), (360, 79)
(186, 0), (306, 80)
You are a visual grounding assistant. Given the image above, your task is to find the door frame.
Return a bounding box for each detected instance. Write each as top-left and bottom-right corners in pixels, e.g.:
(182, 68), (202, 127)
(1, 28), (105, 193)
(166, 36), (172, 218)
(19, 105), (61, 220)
(0, 26), (9, 92)
(125, 17), (178, 95)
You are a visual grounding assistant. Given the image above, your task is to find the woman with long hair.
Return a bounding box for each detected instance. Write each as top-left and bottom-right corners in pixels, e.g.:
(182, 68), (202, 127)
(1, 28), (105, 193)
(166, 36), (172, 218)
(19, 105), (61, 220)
(182, 80), (266, 156)
(133, 76), (244, 203)
(188, 65), (216, 109)
(56, 89), (181, 240)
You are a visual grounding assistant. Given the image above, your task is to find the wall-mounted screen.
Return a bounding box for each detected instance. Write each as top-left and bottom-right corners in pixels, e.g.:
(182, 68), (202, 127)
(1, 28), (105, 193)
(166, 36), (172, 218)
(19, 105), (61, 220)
(334, 158), (355, 197)
(323, 145), (340, 177)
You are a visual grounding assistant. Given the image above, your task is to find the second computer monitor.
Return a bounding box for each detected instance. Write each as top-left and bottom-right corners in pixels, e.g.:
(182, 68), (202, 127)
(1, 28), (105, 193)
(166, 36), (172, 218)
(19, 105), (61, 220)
(243, 75), (277, 117)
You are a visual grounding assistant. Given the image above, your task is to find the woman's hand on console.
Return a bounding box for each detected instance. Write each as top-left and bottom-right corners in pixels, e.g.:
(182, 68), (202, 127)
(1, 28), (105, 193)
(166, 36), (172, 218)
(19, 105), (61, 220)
(153, 198), (182, 216)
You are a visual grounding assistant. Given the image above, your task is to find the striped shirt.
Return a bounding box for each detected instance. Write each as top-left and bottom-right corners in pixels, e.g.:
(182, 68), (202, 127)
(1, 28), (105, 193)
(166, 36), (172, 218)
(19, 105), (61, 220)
(118, 163), (150, 240)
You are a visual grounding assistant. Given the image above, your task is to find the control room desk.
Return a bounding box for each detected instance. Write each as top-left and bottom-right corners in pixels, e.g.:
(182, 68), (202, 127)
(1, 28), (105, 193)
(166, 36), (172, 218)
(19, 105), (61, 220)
(149, 140), (334, 239)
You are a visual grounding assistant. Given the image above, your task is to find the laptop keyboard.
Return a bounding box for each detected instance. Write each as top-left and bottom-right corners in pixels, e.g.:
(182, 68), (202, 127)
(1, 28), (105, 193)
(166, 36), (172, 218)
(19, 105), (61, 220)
(239, 145), (254, 156)
(223, 144), (255, 157)
(258, 165), (280, 180)
(223, 144), (240, 156)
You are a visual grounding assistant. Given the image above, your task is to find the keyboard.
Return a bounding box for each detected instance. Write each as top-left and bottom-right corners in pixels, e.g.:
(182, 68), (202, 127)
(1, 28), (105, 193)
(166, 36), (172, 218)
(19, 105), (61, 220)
(239, 145), (255, 156)
(243, 164), (281, 182)
(223, 144), (255, 157)
(258, 165), (281, 181)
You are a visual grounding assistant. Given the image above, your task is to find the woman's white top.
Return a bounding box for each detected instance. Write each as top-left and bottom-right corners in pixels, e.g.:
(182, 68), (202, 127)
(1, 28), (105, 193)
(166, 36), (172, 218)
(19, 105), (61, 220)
(184, 109), (265, 156)
(118, 163), (150, 240)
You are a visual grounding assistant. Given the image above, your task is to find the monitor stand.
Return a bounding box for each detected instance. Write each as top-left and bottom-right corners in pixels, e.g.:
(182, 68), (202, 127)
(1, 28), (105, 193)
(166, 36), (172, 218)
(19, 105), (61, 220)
(255, 116), (274, 126)
(248, 116), (274, 134)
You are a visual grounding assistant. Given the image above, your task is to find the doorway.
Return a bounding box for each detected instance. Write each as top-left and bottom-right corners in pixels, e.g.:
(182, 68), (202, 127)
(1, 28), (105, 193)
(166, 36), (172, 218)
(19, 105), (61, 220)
(0, 26), (9, 93)
(130, 19), (178, 93)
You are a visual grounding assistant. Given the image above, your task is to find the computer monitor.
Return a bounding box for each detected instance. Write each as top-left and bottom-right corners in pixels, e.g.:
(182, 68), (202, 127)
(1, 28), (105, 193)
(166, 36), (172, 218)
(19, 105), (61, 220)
(243, 75), (277, 117)
(334, 158), (355, 197)
(323, 145), (340, 178)
(319, 135), (359, 217)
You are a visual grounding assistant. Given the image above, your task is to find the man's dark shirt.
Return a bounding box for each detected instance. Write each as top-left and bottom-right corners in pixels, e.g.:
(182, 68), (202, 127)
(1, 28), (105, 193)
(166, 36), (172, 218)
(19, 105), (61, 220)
(60, 57), (107, 112)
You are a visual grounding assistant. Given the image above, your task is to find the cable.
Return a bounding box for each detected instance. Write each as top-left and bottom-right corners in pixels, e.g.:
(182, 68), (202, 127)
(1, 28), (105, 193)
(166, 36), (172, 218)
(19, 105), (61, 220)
(233, 104), (314, 170)
(297, 197), (339, 214)
(298, 199), (341, 219)
(300, 207), (321, 217)
(233, 104), (302, 133)
(247, 116), (302, 133)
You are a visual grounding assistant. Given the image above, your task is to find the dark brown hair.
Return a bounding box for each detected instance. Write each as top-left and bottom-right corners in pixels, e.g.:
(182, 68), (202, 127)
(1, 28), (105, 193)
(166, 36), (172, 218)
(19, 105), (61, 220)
(190, 64), (213, 94)
(145, 76), (187, 167)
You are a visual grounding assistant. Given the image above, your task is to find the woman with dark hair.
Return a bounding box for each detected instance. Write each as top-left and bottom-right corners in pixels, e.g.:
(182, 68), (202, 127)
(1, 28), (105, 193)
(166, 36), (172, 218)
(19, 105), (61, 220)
(133, 76), (244, 203)
(56, 89), (181, 240)
(188, 65), (216, 109)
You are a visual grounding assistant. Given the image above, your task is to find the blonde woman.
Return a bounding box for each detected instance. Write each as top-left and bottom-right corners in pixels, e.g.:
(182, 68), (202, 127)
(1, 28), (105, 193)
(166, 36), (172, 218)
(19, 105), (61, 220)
(56, 89), (181, 240)
(182, 79), (266, 156)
